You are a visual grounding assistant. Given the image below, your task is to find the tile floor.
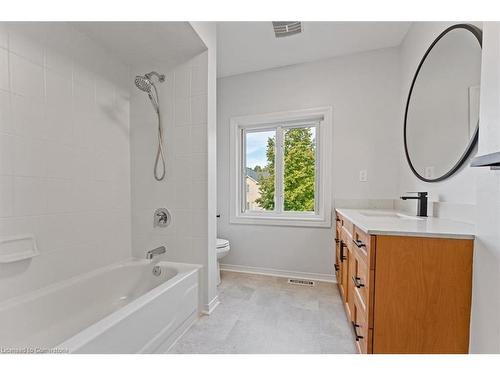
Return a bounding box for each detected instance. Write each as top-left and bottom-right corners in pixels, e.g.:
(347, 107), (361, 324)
(168, 271), (357, 354)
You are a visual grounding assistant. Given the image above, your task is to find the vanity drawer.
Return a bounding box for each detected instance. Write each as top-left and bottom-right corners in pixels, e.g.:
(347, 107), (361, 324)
(353, 226), (373, 269)
(334, 228), (342, 281)
(336, 215), (342, 231)
(351, 249), (370, 313)
(336, 212), (354, 236)
(352, 288), (372, 354)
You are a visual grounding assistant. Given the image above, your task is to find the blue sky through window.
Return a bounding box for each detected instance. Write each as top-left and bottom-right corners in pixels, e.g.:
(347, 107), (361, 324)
(245, 130), (275, 169)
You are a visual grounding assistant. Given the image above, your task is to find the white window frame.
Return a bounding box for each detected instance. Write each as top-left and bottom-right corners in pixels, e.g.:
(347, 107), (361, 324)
(229, 107), (332, 227)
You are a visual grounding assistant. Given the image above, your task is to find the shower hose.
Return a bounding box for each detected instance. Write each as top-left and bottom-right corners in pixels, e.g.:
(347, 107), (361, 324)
(154, 108), (166, 181)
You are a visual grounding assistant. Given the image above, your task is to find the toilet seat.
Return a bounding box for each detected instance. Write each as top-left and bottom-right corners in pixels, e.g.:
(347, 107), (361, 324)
(216, 238), (229, 249)
(216, 238), (230, 286)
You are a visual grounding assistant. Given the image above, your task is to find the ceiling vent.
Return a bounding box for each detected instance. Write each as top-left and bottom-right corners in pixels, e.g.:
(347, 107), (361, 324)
(272, 21), (302, 38)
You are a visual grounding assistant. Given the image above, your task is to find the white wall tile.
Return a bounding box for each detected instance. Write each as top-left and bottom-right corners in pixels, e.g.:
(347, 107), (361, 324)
(0, 23), (8, 49)
(0, 23), (132, 303)
(46, 178), (73, 214)
(34, 214), (77, 253)
(191, 182), (208, 209)
(13, 136), (47, 177)
(174, 97), (191, 126)
(73, 81), (97, 148)
(45, 48), (73, 79)
(0, 216), (36, 239)
(72, 147), (94, 180)
(11, 95), (47, 139)
(0, 90), (12, 134)
(173, 182), (193, 209)
(130, 54), (210, 276)
(174, 209), (194, 238)
(190, 124), (207, 154)
(90, 150), (107, 181)
(45, 101), (73, 144)
(73, 64), (95, 89)
(174, 64), (190, 99)
(171, 155), (192, 182)
(44, 24), (74, 79)
(191, 154), (207, 182)
(191, 209), (208, 237)
(10, 53), (44, 99)
(0, 132), (13, 175)
(191, 94), (207, 125)
(0, 48), (9, 91)
(13, 176), (47, 216)
(7, 23), (45, 65)
(0, 175), (13, 217)
(46, 69), (72, 103)
(172, 126), (190, 155)
(96, 79), (115, 109)
(191, 61), (208, 96)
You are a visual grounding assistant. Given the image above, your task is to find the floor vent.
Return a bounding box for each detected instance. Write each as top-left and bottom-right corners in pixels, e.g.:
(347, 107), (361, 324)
(288, 278), (315, 287)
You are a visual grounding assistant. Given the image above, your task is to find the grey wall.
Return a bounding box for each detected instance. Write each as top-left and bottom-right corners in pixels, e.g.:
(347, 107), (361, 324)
(217, 47), (401, 276)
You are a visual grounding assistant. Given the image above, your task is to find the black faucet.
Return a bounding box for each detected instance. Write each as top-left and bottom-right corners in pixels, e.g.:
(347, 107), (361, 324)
(400, 192), (428, 217)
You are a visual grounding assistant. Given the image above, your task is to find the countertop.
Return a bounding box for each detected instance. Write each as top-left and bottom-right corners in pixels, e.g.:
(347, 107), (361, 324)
(335, 208), (475, 240)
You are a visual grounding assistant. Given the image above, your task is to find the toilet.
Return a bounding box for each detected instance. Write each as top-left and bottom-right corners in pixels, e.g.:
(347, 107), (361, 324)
(216, 238), (230, 285)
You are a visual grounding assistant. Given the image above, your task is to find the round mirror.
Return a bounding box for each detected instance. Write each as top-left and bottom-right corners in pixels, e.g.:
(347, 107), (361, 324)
(404, 24), (482, 182)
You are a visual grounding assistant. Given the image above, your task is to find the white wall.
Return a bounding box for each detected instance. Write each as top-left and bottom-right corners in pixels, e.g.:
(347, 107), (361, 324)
(129, 51), (213, 309)
(398, 22), (481, 214)
(189, 22), (218, 311)
(469, 22), (500, 354)
(217, 48), (401, 276)
(399, 21), (500, 353)
(0, 22), (132, 302)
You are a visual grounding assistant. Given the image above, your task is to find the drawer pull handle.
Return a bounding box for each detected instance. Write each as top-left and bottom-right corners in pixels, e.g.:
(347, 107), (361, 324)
(335, 238), (340, 244)
(351, 322), (364, 341)
(352, 276), (365, 288)
(340, 241), (347, 262)
(334, 264), (340, 272)
(353, 239), (366, 249)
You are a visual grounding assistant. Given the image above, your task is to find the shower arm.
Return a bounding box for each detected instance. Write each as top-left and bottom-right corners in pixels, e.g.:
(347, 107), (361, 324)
(145, 71), (165, 82)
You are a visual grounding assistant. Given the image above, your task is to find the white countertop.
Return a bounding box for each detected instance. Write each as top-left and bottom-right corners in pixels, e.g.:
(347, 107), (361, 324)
(335, 208), (475, 239)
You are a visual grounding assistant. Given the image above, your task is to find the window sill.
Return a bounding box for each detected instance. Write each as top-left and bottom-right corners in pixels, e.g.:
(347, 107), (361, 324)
(229, 214), (331, 228)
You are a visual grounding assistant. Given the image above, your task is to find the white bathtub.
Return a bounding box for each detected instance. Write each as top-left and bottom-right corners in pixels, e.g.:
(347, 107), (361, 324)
(0, 259), (201, 353)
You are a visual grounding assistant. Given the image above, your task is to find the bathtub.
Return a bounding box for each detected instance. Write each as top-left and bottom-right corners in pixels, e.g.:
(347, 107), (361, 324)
(0, 259), (201, 353)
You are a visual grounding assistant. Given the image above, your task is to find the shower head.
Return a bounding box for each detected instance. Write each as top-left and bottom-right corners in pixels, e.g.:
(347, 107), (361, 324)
(135, 75), (153, 93)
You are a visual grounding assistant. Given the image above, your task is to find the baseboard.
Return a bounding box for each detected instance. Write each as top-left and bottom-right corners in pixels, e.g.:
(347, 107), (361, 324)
(201, 295), (220, 315)
(219, 263), (336, 283)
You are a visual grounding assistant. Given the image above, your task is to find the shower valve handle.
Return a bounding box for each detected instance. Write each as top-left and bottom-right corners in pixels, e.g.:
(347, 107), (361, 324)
(157, 212), (168, 223)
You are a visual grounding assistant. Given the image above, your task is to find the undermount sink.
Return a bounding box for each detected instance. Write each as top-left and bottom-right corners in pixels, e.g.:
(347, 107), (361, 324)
(359, 211), (424, 220)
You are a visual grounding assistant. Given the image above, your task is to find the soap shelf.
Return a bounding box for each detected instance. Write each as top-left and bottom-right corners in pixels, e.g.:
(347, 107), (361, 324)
(0, 235), (39, 263)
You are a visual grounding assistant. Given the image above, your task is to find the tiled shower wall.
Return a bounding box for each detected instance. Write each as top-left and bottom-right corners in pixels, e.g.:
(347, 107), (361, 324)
(0, 23), (132, 302)
(130, 52), (209, 301)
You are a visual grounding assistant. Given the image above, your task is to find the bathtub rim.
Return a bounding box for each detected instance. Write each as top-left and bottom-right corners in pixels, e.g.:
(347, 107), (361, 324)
(0, 257), (202, 352)
(59, 259), (202, 352)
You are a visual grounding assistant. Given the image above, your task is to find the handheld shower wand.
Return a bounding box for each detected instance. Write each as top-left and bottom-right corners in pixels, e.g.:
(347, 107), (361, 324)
(134, 72), (166, 181)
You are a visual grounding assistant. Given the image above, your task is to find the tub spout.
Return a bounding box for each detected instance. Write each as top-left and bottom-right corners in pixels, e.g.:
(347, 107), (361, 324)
(146, 246), (166, 260)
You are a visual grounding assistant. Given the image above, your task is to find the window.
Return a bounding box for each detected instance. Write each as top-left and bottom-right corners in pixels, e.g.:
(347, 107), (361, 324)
(230, 107), (332, 227)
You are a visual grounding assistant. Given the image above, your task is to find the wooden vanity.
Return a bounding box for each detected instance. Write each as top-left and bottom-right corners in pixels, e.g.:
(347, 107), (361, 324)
(334, 209), (474, 354)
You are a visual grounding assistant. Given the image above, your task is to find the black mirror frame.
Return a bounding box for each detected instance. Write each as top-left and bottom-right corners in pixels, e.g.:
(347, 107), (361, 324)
(403, 23), (483, 183)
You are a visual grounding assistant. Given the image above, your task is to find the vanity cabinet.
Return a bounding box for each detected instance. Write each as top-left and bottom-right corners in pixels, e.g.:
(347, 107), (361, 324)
(334, 210), (474, 354)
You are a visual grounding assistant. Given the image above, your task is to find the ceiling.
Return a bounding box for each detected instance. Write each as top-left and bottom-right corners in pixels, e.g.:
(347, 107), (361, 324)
(217, 22), (412, 78)
(74, 22), (206, 69)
